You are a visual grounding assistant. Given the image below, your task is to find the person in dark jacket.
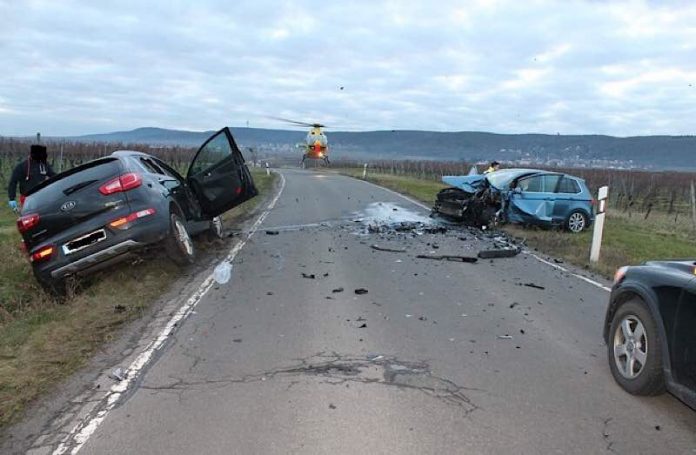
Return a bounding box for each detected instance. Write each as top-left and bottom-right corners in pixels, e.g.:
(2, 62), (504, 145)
(7, 144), (56, 211)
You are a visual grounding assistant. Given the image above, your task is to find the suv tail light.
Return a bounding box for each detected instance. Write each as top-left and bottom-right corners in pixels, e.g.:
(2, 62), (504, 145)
(31, 245), (54, 263)
(109, 208), (156, 229)
(17, 213), (40, 233)
(99, 173), (142, 195)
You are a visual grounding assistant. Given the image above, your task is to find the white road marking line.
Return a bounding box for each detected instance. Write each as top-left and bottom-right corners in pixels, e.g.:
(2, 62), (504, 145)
(354, 175), (612, 294)
(53, 173), (287, 455)
(524, 251), (612, 292)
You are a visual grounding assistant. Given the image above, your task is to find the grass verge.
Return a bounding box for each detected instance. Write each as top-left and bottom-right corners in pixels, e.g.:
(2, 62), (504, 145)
(338, 168), (696, 279)
(0, 169), (276, 427)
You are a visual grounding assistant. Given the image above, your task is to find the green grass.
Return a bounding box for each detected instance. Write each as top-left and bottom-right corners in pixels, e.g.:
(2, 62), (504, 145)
(0, 169), (277, 427)
(340, 168), (448, 204)
(339, 169), (696, 278)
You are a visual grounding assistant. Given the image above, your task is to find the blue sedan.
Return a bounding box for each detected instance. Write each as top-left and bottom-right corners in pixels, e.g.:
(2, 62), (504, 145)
(433, 169), (595, 232)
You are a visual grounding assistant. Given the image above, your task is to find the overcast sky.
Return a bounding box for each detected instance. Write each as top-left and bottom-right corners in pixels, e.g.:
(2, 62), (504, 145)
(1, 0), (695, 136)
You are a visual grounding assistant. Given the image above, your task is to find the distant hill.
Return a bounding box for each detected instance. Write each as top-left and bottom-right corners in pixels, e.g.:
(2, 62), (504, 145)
(69, 127), (696, 170)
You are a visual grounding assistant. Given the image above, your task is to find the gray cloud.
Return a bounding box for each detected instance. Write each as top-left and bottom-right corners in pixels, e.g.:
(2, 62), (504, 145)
(1, 0), (695, 136)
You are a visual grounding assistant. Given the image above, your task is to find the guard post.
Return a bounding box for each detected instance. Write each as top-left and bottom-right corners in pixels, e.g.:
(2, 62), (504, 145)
(265, 162), (270, 176)
(590, 185), (609, 263)
(362, 163), (368, 178)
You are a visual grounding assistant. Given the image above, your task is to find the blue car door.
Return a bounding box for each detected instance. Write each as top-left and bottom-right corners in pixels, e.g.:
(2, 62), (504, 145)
(508, 174), (560, 224)
(552, 176), (583, 223)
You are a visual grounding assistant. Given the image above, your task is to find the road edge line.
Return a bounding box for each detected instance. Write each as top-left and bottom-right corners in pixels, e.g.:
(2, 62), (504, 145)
(52, 172), (287, 455)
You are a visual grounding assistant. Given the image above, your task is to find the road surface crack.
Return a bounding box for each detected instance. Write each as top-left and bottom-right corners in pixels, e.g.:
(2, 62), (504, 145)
(141, 352), (483, 415)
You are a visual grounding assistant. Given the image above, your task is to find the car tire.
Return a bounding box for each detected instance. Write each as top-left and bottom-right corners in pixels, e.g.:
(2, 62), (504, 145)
(165, 213), (195, 266)
(607, 298), (666, 396)
(566, 210), (588, 233)
(207, 216), (224, 241)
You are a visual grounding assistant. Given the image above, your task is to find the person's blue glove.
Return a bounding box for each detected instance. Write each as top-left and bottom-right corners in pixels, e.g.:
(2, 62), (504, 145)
(8, 200), (18, 212)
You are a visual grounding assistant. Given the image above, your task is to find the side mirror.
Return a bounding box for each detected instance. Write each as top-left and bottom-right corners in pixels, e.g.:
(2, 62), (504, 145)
(512, 187), (522, 194)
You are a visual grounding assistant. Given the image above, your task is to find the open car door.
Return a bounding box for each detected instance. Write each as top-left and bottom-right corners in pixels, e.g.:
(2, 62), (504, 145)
(187, 127), (258, 218)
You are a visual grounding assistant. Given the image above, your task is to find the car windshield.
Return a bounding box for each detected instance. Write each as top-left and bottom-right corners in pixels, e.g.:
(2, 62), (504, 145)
(485, 169), (538, 190)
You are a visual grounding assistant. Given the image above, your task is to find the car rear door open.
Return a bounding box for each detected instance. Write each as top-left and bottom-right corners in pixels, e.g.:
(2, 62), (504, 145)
(187, 127), (258, 218)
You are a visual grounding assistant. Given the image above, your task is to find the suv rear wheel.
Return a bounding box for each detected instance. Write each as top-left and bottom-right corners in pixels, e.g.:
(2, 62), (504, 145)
(165, 213), (195, 266)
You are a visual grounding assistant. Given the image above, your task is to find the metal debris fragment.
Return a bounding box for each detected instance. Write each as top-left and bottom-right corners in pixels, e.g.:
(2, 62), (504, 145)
(523, 282), (545, 290)
(354, 288), (369, 295)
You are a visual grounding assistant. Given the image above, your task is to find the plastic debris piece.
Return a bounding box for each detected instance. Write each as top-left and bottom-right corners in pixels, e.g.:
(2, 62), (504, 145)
(523, 282), (545, 290)
(478, 248), (520, 259)
(416, 254), (477, 263)
(497, 335), (513, 340)
(354, 288), (368, 295)
(332, 287), (344, 293)
(302, 273), (316, 279)
(405, 314), (413, 318)
(367, 353), (384, 361)
(371, 244), (406, 253)
(213, 261), (232, 284)
(110, 367), (127, 382)
(265, 230), (280, 235)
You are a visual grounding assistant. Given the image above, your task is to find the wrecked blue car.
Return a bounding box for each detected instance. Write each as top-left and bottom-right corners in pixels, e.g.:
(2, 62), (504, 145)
(432, 169), (595, 232)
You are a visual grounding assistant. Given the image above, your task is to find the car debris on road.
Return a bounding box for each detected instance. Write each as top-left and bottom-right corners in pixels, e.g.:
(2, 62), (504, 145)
(416, 254), (478, 263)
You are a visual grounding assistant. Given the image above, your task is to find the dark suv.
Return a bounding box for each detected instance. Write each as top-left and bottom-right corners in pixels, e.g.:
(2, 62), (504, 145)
(17, 127), (257, 294)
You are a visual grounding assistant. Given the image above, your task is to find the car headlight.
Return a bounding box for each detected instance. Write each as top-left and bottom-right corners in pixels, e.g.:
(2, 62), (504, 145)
(613, 266), (629, 284)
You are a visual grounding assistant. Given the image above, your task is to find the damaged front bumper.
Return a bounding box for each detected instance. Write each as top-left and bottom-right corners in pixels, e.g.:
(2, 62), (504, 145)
(432, 186), (503, 227)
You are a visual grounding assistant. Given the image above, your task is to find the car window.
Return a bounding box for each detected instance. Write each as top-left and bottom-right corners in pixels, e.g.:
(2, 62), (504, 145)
(518, 175), (560, 192)
(557, 177), (581, 194)
(189, 132), (232, 176)
(152, 158), (185, 181)
(139, 157), (165, 175)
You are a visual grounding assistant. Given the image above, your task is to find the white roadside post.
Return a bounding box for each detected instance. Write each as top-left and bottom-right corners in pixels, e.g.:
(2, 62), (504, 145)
(590, 185), (609, 263)
(362, 163), (368, 178)
(265, 162), (270, 176)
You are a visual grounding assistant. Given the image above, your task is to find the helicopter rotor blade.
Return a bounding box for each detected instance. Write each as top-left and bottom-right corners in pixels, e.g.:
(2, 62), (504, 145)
(267, 116), (328, 128)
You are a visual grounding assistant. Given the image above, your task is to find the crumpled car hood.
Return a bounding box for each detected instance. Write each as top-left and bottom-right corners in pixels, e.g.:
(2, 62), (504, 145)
(441, 175), (487, 193)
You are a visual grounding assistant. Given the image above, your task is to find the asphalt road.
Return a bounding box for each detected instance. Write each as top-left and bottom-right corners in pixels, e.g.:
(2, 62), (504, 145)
(75, 169), (696, 454)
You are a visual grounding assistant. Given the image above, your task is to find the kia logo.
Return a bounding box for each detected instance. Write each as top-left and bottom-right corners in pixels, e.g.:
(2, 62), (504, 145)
(60, 201), (77, 212)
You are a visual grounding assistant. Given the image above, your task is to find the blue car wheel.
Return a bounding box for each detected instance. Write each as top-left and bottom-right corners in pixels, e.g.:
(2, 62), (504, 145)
(566, 210), (588, 233)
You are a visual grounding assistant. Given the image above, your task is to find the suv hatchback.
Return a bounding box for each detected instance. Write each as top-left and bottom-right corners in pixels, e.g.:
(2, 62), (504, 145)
(17, 127), (257, 294)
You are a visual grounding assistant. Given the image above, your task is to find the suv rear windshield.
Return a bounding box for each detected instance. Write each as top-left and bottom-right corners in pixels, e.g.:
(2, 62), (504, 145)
(22, 158), (122, 210)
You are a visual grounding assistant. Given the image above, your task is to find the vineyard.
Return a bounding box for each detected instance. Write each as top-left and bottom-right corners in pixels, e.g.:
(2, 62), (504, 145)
(0, 137), (198, 188)
(2, 136), (696, 227)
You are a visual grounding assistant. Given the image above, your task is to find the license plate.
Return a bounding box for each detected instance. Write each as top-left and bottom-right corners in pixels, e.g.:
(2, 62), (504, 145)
(62, 229), (107, 255)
